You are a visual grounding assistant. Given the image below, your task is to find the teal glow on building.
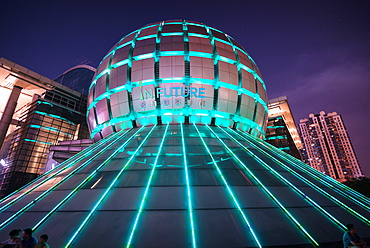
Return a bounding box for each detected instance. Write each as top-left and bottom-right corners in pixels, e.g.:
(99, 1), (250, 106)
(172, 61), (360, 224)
(87, 20), (268, 140)
(0, 20), (369, 247)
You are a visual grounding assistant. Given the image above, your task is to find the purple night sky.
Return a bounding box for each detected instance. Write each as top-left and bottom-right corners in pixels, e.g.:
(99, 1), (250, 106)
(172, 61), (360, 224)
(1, 1), (369, 176)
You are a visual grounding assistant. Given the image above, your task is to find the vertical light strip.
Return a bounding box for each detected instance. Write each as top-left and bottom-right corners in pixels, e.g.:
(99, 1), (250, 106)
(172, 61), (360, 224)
(126, 124), (169, 248)
(222, 127), (346, 231)
(181, 123), (196, 247)
(65, 125), (157, 247)
(33, 127), (145, 231)
(0, 129), (130, 230)
(249, 130), (370, 205)
(206, 125), (319, 247)
(0, 130), (126, 212)
(193, 124), (262, 248)
(235, 129), (370, 225)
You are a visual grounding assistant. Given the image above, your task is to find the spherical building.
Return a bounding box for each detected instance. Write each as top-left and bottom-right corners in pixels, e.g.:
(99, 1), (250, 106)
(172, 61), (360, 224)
(87, 20), (268, 140)
(0, 20), (370, 248)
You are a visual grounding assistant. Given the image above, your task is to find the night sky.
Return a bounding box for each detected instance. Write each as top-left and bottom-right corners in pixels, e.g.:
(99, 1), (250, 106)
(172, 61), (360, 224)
(1, 1), (369, 176)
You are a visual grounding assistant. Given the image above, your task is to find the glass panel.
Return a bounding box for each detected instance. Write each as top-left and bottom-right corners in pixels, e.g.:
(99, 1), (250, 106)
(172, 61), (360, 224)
(189, 168), (224, 186)
(132, 210), (189, 248)
(246, 208), (309, 246)
(81, 171), (120, 189)
(59, 188), (105, 211)
(152, 169), (185, 186)
(192, 186), (234, 209)
(100, 187), (143, 210)
(145, 186), (186, 209)
(116, 170), (152, 187)
(195, 209), (256, 247)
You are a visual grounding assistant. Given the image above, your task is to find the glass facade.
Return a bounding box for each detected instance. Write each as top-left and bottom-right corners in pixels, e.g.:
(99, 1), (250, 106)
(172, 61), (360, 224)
(265, 116), (302, 159)
(0, 92), (89, 197)
(0, 125), (369, 247)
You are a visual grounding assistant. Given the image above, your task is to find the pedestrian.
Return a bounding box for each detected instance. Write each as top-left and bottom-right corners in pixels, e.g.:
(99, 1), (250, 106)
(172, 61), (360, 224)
(0, 229), (21, 248)
(14, 228), (37, 248)
(34, 234), (49, 248)
(343, 223), (368, 248)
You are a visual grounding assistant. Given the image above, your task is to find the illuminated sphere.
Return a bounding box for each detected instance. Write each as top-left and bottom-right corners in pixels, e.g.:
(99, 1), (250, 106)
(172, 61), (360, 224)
(87, 20), (268, 139)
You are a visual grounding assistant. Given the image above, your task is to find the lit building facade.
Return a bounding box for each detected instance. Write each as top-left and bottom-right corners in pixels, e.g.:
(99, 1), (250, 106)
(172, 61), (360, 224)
(299, 111), (363, 181)
(0, 21), (369, 247)
(0, 59), (94, 197)
(265, 96), (302, 160)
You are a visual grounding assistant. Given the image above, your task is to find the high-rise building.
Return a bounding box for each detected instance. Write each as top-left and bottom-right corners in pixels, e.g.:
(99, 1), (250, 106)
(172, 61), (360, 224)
(0, 58), (95, 197)
(265, 96), (302, 160)
(299, 111), (363, 181)
(0, 20), (369, 247)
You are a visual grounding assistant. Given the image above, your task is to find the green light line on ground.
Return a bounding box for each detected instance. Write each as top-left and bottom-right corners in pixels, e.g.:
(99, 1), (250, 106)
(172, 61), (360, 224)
(236, 129), (370, 225)
(0, 130), (123, 212)
(0, 129), (129, 230)
(224, 127), (346, 231)
(126, 124), (169, 248)
(33, 127), (144, 231)
(181, 123), (197, 248)
(208, 126), (319, 247)
(242, 130), (370, 208)
(64, 126), (155, 247)
(193, 124), (262, 248)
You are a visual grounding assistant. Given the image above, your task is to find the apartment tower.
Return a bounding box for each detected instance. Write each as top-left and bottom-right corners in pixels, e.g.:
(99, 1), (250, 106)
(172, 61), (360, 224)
(299, 111), (362, 181)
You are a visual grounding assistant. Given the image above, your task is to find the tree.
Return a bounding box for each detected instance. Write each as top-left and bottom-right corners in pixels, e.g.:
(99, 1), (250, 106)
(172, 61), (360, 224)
(343, 177), (370, 198)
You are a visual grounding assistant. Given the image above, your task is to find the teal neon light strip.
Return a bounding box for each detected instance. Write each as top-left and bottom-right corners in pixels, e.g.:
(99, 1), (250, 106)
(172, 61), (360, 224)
(87, 84), (129, 112)
(265, 135), (287, 140)
(237, 130), (370, 224)
(136, 34), (157, 41)
(0, 130), (129, 229)
(267, 126), (285, 129)
(35, 127), (144, 233)
(24, 139), (52, 145)
(0, 131), (122, 209)
(186, 22), (204, 27)
(244, 131), (370, 207)
(160, 51), (185, 56)
(188, 33), (208, 38)
(116, 41), (133, 50)
(66, 126), (155, 247)
(161, 32), (183, 36)
(181, 123), (197, 247)
(189, 51), (213, 58)
(133, 53), (154, 61)
(29, 124), (72, 136)
(111, 59), (129, 69)
(34, 111), (75, 124)
(37, 101), (53, 107)
(279, 147), (290, 151)
(89, 104), (266, 139)
(126, 124), (169, 247)
(208, 125), (319, 247)
(193, 124), (262, 248)
(269, 142), (370, 205)
(224, 127), (346, 231)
